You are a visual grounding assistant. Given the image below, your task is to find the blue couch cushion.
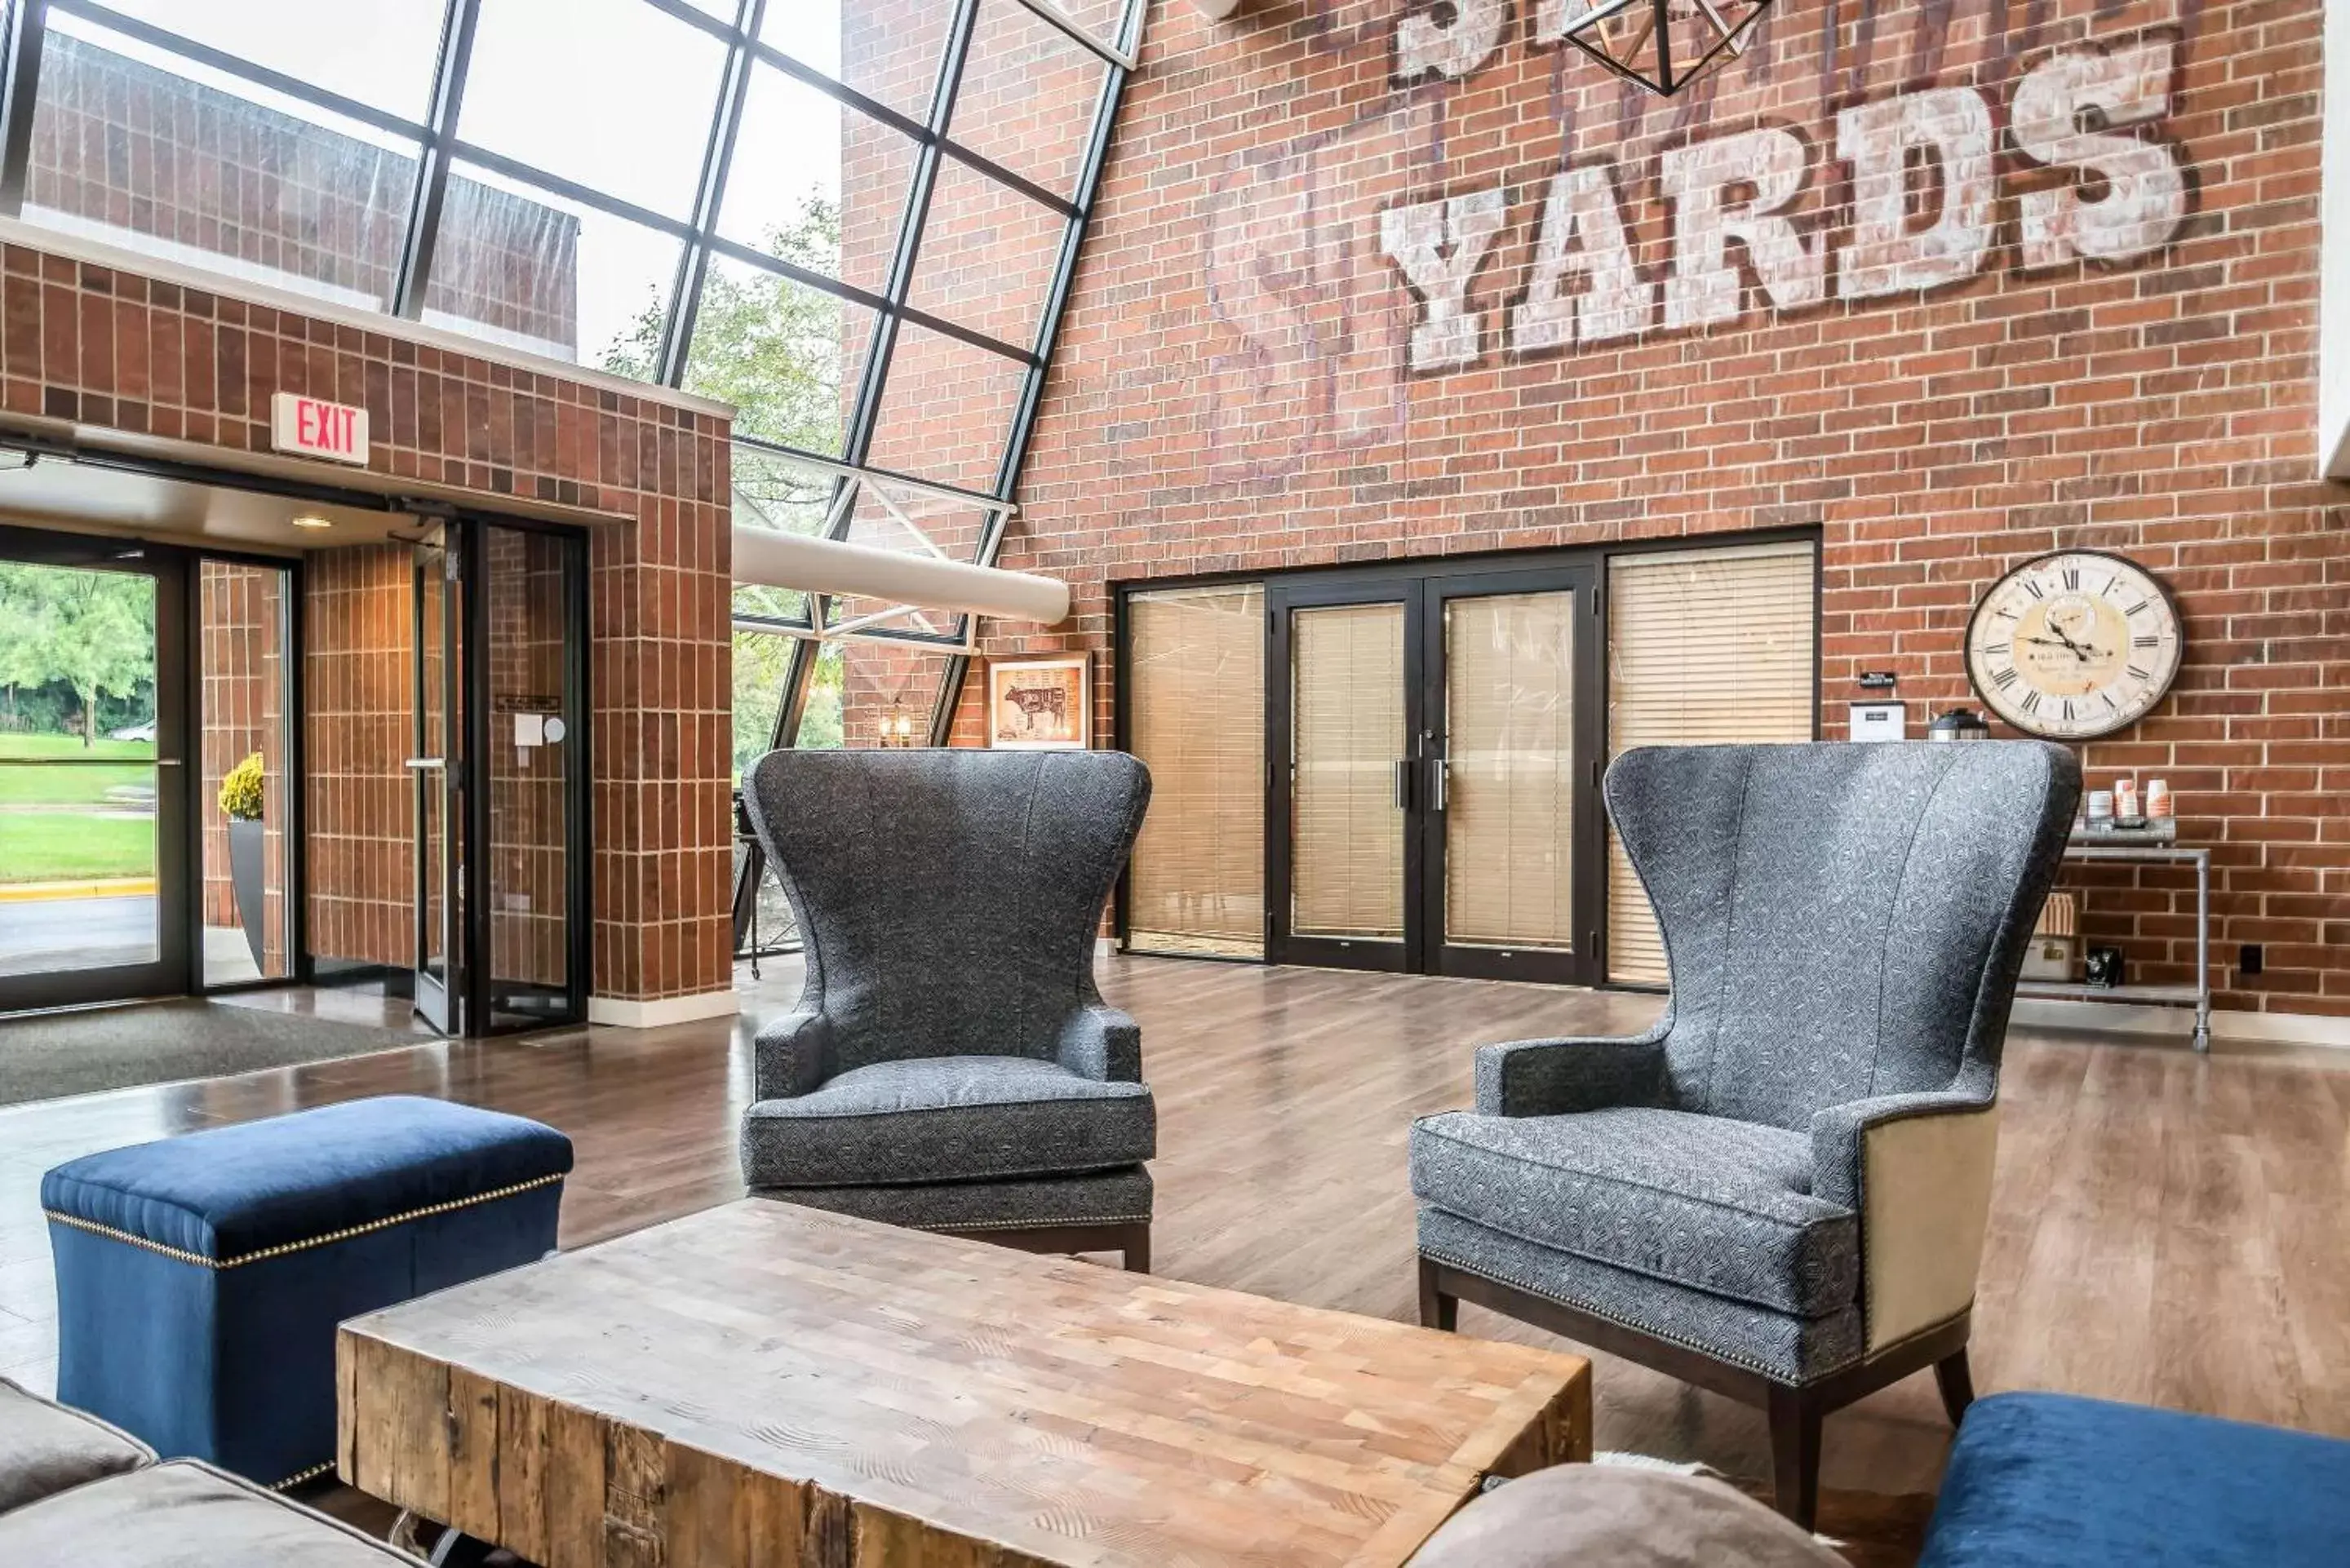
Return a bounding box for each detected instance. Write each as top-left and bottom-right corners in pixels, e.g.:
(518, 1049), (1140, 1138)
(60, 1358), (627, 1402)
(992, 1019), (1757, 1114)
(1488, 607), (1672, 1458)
(42, 1096), (572, 1490)
(41, 1096), (573, 1260)
(1922, 1393), (2350, 1568)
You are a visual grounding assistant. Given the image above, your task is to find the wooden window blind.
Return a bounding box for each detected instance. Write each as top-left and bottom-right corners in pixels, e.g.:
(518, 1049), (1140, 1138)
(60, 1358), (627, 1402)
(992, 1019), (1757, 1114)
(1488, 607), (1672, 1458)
(1291, 603), (1406, 940)
(1127, 585), (1266, 957)
(1444, 591), (1576, 951)
(1607, 541), (1817, 986)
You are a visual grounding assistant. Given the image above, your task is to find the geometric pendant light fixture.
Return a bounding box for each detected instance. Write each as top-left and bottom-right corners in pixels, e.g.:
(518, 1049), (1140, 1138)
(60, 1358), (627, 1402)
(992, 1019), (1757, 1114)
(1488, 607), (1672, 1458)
(1554, 0), (1774, 96)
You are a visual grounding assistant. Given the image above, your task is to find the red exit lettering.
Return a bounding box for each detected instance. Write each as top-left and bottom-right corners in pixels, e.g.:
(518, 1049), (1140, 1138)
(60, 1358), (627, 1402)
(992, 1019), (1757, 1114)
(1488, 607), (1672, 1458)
(270, 392), (369, 465)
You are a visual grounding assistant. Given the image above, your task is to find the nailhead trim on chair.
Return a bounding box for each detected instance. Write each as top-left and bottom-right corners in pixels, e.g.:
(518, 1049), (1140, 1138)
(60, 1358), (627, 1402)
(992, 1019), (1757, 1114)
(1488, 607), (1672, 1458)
(272, 1459), (336, 1490)
(42, 1172), (567, 1270)
(1422, 1245), (1852, 1384)
(915, 1211), (1152, 1233)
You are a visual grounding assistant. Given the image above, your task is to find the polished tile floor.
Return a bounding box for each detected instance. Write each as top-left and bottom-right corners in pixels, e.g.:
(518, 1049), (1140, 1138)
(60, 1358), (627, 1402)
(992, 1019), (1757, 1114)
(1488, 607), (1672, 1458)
(2, 954), (2344, 1508)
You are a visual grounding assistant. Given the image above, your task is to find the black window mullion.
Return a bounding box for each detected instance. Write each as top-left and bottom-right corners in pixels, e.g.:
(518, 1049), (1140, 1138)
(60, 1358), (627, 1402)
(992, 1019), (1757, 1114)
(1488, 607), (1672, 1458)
(0, 0), (50, 216)
(392, 0), (481, 320)
(659, 0), (765, 388)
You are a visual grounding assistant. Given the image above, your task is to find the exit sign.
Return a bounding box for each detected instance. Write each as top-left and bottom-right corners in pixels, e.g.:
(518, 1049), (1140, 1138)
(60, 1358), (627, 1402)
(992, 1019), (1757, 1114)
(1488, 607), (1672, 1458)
(270, 392), (370, 466)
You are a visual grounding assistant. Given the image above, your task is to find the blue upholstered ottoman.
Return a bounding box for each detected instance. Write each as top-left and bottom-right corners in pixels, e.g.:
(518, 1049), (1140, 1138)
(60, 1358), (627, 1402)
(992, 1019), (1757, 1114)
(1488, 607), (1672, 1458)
(42, 1096), (571, 1490)
(1921, 1392), (2350, 1566)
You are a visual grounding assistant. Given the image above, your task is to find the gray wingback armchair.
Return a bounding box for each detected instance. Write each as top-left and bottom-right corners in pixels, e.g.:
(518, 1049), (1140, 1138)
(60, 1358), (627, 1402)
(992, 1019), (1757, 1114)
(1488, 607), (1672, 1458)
(1412, 742), (2080, 1528)
(738, 747), (1155, 1271)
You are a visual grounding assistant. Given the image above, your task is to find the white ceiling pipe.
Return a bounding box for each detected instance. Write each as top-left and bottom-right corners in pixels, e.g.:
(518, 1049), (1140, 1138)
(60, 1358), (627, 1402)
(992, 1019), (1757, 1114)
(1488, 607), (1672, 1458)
(733, 525), (1071, 626)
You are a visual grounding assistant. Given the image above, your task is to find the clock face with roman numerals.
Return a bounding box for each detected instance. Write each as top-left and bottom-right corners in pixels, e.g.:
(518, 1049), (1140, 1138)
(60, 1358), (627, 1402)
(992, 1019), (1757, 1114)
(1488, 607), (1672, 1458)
(1966, 551), (2184, 741)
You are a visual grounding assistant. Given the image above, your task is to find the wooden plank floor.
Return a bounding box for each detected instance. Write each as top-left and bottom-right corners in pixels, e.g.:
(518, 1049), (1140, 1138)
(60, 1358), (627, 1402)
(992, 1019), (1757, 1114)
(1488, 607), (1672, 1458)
(2, 953), (2346, 1509)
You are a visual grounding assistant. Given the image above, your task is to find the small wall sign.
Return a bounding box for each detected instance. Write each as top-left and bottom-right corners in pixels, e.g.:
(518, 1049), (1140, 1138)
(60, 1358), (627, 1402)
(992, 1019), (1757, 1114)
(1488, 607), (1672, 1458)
(1858, 671), (1899, 691)
(270, 392), (370, 466)
(1850, 701), (1909, 742)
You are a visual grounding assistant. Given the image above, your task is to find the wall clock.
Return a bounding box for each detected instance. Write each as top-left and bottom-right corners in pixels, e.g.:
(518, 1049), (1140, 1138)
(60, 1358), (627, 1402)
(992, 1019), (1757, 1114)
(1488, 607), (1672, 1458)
(1965, 551), (2184, 741)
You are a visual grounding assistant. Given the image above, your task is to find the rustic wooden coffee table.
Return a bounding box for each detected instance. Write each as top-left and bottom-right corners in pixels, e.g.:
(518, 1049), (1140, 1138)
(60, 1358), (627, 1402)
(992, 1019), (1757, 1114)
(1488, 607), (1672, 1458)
(339, 1199), (1590, 1566)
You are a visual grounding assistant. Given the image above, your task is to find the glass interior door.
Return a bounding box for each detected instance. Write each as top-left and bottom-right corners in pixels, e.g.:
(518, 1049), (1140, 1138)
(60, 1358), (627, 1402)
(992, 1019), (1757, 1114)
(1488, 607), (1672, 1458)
(1423, 570), (1599, 985)
(412, 533), (462, 1034)
(0, 534), (187, 1010)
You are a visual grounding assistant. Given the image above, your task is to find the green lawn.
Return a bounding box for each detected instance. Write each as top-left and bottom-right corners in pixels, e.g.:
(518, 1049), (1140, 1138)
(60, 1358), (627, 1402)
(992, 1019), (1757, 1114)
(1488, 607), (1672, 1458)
(0, 812), (155, 883)
(0, 732), (155, 808)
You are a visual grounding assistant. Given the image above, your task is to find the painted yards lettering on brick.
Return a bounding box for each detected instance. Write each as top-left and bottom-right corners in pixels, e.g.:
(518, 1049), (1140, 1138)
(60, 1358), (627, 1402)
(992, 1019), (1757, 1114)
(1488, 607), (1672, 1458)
(1377, 37), (2189, 370)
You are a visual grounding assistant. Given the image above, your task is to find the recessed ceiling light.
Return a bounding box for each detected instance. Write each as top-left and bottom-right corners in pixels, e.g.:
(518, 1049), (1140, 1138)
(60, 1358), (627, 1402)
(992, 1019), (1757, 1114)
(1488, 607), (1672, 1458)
(290, 514), (334, 531)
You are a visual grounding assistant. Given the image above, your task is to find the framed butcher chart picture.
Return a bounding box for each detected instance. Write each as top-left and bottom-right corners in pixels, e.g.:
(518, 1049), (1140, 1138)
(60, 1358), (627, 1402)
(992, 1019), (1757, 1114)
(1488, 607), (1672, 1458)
(987, 655), (1090, 751)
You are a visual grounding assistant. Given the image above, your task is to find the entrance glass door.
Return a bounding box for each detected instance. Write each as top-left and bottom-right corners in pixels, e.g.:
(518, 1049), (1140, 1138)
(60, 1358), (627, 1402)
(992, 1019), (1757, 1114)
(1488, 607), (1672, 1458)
(1268, 582), (1420, 973)
(1266, 565), (1600, 984)
(1421, 569), (1600, 984)
(0, 529), (189, 1010)
(410, 520), (587, 1036)
(411, 530), (462, 1034)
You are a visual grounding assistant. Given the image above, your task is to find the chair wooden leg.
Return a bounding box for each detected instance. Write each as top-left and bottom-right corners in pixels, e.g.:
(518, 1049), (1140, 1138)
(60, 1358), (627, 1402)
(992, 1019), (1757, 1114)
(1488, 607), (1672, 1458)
(1934, 1346), (1975, 1427)
(1766, 1384), (1822, 1533)
(1417, 1257), (1459, 1331)
(1121, 1225), (1151, 1274)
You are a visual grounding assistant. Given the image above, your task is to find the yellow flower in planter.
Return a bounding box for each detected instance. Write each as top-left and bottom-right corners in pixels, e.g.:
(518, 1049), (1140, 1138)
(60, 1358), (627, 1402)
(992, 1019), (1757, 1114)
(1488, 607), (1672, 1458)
(219, 752), (265, 822)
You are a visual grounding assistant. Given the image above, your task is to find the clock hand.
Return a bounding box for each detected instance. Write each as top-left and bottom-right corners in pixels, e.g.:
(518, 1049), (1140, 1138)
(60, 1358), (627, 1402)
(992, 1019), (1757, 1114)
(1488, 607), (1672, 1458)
(2024, 635), (2092, 661)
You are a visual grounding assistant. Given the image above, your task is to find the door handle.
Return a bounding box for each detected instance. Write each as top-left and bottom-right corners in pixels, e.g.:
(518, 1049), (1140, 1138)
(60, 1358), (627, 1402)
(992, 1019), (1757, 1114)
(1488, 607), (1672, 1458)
(1393, 759), (1412, 810)
(1431, 758), (1448, 813)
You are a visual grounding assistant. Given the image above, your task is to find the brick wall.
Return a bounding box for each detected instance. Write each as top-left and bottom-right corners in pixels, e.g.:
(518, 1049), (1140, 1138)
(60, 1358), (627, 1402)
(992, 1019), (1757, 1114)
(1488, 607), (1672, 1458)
(960, 0), (2347, 1017)
(0, 242), (734, 1003)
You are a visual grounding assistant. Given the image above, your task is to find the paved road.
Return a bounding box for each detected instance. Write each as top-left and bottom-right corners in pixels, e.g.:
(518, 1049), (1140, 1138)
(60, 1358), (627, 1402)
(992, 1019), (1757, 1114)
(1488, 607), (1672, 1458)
(0, 895), (157, 977)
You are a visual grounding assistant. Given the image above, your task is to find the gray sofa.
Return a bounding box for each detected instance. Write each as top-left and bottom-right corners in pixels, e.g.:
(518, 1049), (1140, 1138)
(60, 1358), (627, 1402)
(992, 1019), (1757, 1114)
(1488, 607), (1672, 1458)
(1412, 741), (2080, 1529)
(738, 747), (1156, 1269)
(0, 1375), (408, 1564)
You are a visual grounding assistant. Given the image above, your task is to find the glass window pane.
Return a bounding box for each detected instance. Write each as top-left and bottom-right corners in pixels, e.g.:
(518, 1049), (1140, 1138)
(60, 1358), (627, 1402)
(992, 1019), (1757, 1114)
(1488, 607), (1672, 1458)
(842, 476), (993, 565)
(734, 628), (795, 784)
(718, 60), (915, 298)
(732, 445), (842, 627)
(907, 157), (1067, 352)
(200, 560), (295, 986)
(951, 0), (1111, 201)
(765, 2), (948, 127)
(864, 321), (1026, 492)
(1444, 591), (1576, 953)
(809, 477), (991, 643)
(793, 641), (956, 749)
(1127, 584), (1266, 959)
(28, 19), (417, 311)
(684, 255), (873, 452)
(424, 161), (685, 371)
(459, 0), (727, 220)
(94, 0), (448, 121)
(1291, 604), (1405, 941)
(0, 561), (160, 978)
(1607, 542), (1816, 984)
